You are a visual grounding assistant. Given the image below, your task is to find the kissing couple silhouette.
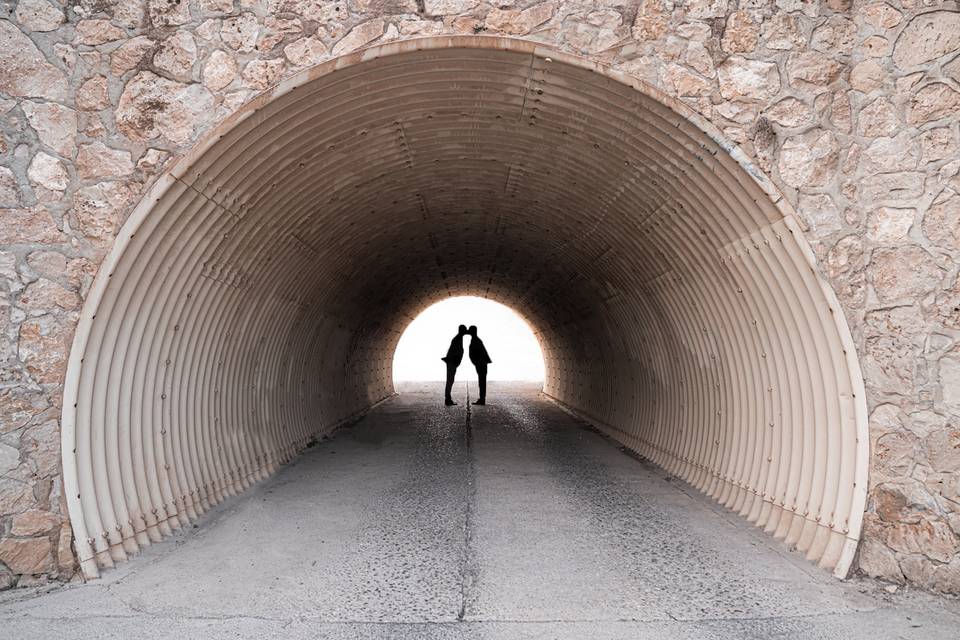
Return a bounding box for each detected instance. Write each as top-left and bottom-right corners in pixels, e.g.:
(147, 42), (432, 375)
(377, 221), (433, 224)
(441, 325), (492, 406)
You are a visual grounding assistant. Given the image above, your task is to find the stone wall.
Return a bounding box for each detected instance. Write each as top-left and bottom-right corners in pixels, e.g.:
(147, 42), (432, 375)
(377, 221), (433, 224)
(0, 0), (958, 592)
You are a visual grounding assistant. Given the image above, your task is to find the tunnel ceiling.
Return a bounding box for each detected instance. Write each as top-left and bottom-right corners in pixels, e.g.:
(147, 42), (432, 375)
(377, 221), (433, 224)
(62, 38), (868, 581)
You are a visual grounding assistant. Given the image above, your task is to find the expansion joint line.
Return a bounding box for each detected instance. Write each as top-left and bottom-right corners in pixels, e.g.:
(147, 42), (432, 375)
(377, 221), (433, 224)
(458, 384), (475, 622)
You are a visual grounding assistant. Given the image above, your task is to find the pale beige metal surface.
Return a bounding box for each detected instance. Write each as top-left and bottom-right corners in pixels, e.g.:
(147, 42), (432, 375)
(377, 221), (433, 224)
(61, 37), (868, 580)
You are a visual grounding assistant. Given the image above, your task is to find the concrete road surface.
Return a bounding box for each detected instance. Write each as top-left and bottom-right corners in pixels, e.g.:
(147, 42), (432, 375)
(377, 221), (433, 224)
(2, 382), (958, 639)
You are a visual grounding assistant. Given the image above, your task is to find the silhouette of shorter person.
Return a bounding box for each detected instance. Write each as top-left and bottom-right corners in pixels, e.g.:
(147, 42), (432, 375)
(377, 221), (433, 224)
(468, 325), (492, 405)
(441, 325), (468, 405)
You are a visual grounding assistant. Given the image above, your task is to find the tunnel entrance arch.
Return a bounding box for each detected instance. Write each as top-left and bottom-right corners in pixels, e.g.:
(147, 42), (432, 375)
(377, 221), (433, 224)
(61, 37), (868, 581)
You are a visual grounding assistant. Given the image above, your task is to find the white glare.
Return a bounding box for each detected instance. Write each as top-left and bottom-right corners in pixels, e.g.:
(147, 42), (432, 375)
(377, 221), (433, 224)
(393, 296), (545, 382)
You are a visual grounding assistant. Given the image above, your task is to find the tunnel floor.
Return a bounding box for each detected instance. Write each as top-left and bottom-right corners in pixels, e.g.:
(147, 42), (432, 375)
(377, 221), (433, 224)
(2, 383), (958, 638)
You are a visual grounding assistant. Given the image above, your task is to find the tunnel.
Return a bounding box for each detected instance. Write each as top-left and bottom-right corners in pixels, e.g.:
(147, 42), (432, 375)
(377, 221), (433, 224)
(60, 37), (869, 582)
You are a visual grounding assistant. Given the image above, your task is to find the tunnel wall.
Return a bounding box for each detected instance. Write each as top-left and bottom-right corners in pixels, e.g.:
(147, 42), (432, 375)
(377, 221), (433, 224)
(0, 1), (958, 593)
(58, 39), (870, 578)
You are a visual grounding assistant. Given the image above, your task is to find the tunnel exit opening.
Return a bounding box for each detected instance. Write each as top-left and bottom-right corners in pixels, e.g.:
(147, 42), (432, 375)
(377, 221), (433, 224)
(392, 296), (545, 385)
(61, 37), (868, 582)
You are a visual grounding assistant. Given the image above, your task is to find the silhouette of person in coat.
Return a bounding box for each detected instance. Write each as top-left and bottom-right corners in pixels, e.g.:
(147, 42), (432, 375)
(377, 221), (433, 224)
(468, 325), (492, 405)
(441, 325), (468, 405)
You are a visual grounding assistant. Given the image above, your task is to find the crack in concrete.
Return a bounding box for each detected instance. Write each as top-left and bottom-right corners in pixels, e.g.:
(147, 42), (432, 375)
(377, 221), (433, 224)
(457, 384), (477, 622)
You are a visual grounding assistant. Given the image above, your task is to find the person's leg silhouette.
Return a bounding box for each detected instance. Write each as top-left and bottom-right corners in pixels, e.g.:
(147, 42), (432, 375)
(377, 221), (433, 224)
(444, 361), (458, 405)
(474, 363), (487, 405)
(442, 325), (467, 406)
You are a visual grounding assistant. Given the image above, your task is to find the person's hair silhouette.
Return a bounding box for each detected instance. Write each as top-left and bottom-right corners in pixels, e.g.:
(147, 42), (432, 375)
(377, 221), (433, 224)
(468, 325), (492, 405)
(441, 325), (468, 405)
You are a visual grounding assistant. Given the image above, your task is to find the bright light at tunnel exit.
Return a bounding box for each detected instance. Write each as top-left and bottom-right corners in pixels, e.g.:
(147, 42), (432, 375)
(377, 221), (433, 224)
(393, 296), (545, 383)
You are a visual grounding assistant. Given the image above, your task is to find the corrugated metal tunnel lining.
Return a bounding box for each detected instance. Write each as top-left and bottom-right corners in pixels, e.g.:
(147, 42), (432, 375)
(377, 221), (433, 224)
(61, 37), (868, 580)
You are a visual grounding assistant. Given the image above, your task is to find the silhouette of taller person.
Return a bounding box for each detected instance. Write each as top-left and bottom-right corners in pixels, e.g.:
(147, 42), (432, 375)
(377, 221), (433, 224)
(441, 325), (468, 405)
(468, 325), (492, 405)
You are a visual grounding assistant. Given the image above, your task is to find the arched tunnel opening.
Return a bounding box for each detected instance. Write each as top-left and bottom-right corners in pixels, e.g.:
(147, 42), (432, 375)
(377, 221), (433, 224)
(392, 295), (545, 385)
(61, 38), (869, 582)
